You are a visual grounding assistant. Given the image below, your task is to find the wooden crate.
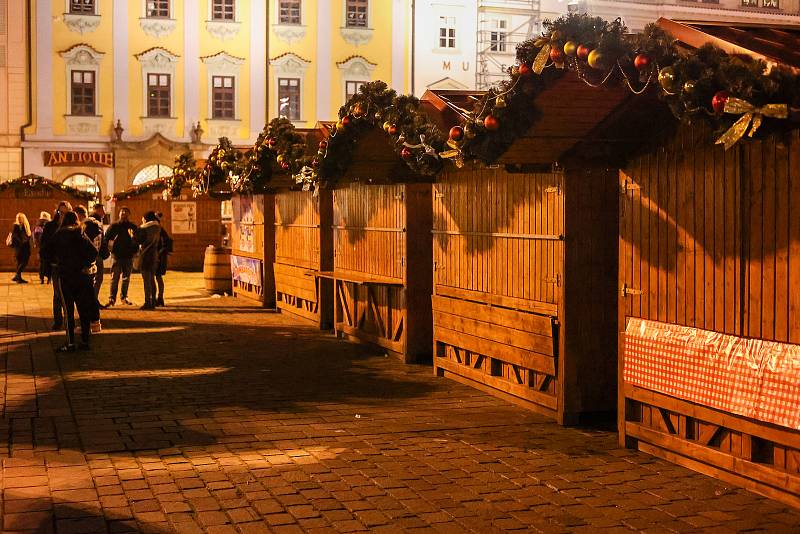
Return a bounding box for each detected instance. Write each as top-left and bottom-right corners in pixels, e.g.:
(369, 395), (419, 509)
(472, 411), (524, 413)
(433, 166), (619, 424)
(328, 182), (432, 363)
(230, 193), (275, 306)
(114, 189), (223, 271)
(618, 126), (800, 508)
(274, 189), (333, 328)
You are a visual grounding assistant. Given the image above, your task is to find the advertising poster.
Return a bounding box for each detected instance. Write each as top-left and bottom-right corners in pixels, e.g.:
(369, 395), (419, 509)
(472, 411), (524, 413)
(230, 255), (262, 287)
(237, 223), (255, 253)
(171, 201), (197, 234)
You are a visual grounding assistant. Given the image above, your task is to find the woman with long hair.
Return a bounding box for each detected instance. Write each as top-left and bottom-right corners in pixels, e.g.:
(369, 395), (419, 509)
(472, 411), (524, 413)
(10, 213), (32, 283)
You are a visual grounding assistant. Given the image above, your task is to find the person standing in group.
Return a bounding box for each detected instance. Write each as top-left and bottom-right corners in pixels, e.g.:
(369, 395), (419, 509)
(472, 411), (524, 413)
(136, 211), (162, 310)
(75, 205), (103, 333)
(90, 204), (107, 301)
(104, 207), (138, 307)
(51, 211), (98, 352)
(32, 211), (51, 284)
(155, 212), (173, 307)
(9, 213), (32, 283)
(40, 201), (73, 330)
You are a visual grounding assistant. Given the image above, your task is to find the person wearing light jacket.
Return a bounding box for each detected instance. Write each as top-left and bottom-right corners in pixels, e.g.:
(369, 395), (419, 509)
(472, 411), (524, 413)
(135, 211), (162, 310)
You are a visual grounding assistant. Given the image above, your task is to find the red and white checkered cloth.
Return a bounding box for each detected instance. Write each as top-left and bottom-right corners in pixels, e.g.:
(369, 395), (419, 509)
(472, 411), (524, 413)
(624, 318), (800, 430)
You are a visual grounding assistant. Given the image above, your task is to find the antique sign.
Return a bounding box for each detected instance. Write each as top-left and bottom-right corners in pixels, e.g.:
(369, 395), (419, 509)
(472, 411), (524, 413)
(171, 201), (197, 234)
(230, 255), (262, 288)
(44, 151), (115, 168)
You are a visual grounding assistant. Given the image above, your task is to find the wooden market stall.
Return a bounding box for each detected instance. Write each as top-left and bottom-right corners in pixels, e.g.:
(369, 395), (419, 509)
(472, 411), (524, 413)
(617, 20), (800, 509)
(422, 80), (669, 424)
(0, 175), (93, 272)
(111, 185), (225, 271)
(229, 193), (275, 306)
(320, 129), (433, 363)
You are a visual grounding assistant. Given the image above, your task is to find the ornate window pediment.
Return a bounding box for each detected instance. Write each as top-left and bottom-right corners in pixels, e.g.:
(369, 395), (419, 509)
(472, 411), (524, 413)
(60, 44), (105, 66)
(63, 14), (101, 35)
(270, 52), (311, 76)
(201, 51), (245, 74)
(136, 47), (180, 73)
(139, 17), (177, 38)
(336, 55), (376, 79)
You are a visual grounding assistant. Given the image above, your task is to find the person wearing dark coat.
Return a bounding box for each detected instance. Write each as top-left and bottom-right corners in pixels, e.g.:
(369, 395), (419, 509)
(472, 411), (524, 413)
(33, 211), (52, 283)
(155, 212), (172, 307)
(10, 213), (32, 283)
(136, 211), (162, 310)
(104, 207), (138, 307)
(40, 201), (73, 330)
(75, 205), (103, 329)
(51, 211), (98, 352)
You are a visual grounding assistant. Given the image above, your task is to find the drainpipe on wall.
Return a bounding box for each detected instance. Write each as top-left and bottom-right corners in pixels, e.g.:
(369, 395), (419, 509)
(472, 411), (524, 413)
(411, 0), (416, 95)
(265, 1), (270, 124)
(19, 0), (33, 176)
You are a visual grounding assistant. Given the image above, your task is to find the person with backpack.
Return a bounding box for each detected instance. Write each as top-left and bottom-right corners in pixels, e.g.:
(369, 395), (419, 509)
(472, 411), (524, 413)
(41, 201), (73, 330)
(8, 213), (32, 283)
(104, 207), (138, 307)
(155, 212), (173, 307)
(51, 211), (97, 352)
(33, 211), (51, 284)
(135, 211), (162, 310)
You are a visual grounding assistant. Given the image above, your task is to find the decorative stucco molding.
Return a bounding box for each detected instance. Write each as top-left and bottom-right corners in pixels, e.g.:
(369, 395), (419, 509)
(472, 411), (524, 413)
(339, 27), (374, 47)
(135, 47), (180, 73)
(63, 13), (101, 35)
(200, 51), (245, 74)
(141, 117), (178, 137)
(272, 24), (307, 44)
(206, 20), (242, 41)
(270, 52), (311, 76)
(206, 119), (241, 140)
(336, 55), (377, 78)
(60, 44), (105, 66)
(139, 17), (177, 38)
(65, 115), (101, 136)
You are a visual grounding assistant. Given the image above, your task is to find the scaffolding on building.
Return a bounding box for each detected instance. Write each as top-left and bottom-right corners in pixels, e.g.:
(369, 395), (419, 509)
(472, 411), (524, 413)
(476, 0), (542, 90)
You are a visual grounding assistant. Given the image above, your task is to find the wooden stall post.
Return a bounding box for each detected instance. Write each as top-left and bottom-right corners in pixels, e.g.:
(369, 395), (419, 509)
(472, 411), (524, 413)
(230, 193), (276, 307)
(273, 188), (334, 328)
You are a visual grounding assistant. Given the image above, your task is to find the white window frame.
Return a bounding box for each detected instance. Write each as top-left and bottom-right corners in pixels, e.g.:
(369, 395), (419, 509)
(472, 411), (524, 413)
(201, 52), (244, 121)
(438, 16), (457, 50)
(489, 18), (509, 53)
(144, 0), (171, 18)
(61, 45), (103, 117)
(208, 0), (240, 22)
(136, 48), (180, 135)
(65, 0), (97, 15)
(339, 0), (373, 46)
(272, 0), (307, 43)
(270, 53), (310, 124)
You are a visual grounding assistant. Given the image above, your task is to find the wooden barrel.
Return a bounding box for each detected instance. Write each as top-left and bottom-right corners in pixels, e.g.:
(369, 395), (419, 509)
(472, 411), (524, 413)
(203, 246), (232, 294)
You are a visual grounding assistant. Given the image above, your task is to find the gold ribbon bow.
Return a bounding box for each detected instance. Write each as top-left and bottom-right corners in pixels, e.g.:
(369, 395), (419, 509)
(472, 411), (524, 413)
(715, 97), (789, 151)
(533, 43), (551, 74)
(439, 149), (465, 168)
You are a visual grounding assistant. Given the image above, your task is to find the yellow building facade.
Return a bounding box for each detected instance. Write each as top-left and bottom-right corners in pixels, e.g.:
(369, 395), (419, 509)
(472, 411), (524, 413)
(0, 0), (29, 182)
(17, 0), (412, 196)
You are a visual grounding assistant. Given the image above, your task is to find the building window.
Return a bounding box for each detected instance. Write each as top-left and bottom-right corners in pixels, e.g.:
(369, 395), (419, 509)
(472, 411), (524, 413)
(70, 0), (95, 14)
(346, 0), (367, 28)
(278, 78), (300, 121)
(63, 174), (100, 198)
(763, 0), (779, 6)
(147, 73), (171, 117)
(211, 0), (235, 20)
(147, 0), (170, 18)
(132, 164), (173, 186)
(740, 0), (758, 4)
(279, 0), (301, 24)
(439, 17), (456, 48)
(70, 70), (96, 116)
(212, 75), (235, 119)
(490, 20), (507, 52)
(345, 80), (366, 102)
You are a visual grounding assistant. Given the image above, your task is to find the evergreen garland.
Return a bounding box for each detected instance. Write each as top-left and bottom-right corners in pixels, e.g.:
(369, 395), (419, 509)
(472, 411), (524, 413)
(168, 151), (198, 198)
(197, 137), (244, 195)
(234, 118), (312, 193)
(0, 174), (97, 200)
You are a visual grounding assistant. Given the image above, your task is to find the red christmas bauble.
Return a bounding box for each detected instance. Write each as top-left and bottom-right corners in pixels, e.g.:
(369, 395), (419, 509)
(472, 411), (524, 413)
(483, 115), (500, 131)
(280, 162), (289, 170)
(400, 147), (413, 159)
(518, 63), (532, 76)
(712, 90), (730, 114)
(342, 115), (352, 126)
(549, 46), (565, 64)
(576, 44), (591, 61)
(266, 137), (276, 147)
(633, 54), (651, 71)
(318, 140), (328, 149)
(388, 125), (398, 136)
(449, 125), (464, 141)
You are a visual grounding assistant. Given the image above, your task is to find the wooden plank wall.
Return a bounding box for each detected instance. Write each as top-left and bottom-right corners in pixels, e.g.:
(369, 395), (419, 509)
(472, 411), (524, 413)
(333, 183), (406, 282)
(230, 193), (275, 306)
(432, 167), (563, 316)
(432, 167), (564, 417)
(619, 126), (800, 508)
(274, 189), (333, 327)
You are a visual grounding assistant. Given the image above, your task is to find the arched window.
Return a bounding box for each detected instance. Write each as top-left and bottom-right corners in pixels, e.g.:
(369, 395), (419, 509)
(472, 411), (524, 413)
(132, 164), (173, 186)
(63, 173), (100, 197)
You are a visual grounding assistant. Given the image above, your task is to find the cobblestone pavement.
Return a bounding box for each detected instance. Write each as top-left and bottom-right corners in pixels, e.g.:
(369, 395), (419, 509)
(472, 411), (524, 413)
(1, 272), (799, 533)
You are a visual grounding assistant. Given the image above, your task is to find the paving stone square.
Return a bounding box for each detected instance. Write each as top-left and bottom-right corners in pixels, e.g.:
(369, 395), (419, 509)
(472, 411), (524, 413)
(1, 272), (799, 533)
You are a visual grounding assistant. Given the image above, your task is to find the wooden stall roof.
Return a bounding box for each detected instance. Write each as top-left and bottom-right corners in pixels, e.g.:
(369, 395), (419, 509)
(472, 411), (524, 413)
(659, 18), (800, 70)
